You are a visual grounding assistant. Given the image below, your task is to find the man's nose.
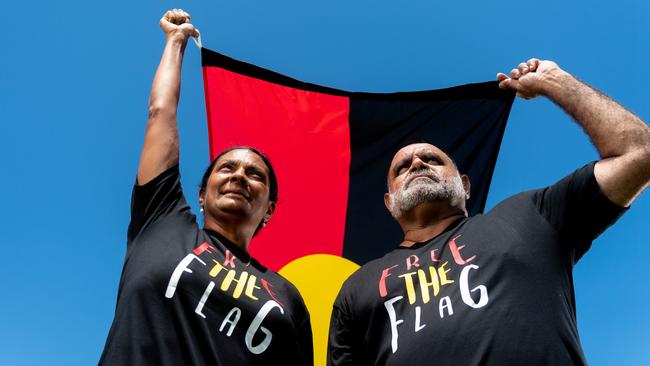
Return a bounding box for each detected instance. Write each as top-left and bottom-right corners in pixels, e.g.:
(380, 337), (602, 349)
(409, 156), (426, 171)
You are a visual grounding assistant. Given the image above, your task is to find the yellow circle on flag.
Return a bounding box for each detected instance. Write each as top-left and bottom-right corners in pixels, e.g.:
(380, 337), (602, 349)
(279, 254), (360, 366)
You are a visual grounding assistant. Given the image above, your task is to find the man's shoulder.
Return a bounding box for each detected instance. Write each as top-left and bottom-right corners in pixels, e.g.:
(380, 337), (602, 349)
(485, 162), (599, 217)
(485, 189), (540, 217)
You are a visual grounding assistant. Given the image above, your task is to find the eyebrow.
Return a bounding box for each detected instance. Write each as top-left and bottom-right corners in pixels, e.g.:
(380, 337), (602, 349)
(219, 159), (268, 177)
(217, 159), (236, 167)
(248, 165), (267, 177)
(392, 150), (445, 175)
(418, 151), (443, 162)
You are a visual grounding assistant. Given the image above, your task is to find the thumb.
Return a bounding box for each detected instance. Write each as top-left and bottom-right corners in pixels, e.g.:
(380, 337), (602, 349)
(498, 78), (517, 91)
(176, 22), (197, 37)
(496, 72), (510, 89)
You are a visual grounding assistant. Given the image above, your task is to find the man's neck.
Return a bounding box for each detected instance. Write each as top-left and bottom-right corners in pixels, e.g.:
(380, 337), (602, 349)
(398, 204), (467, 247)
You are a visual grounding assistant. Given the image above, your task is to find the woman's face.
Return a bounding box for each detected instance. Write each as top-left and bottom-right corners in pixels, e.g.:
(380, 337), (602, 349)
(201, 149), (274, 229)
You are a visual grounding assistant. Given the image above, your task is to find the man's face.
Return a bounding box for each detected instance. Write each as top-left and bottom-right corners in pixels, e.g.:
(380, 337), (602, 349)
(385, 143), (468, 219)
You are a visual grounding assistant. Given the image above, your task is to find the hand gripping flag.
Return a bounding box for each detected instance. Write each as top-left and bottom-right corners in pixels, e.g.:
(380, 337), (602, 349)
(201, 47), (515, 364)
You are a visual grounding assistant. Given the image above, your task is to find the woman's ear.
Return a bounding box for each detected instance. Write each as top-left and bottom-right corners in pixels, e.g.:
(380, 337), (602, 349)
(263, 201), (276, 226)
(199, 190), (205, 212)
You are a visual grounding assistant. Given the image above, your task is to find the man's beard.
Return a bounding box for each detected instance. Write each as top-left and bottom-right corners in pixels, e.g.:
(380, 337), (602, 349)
(388, 169), (466, 219)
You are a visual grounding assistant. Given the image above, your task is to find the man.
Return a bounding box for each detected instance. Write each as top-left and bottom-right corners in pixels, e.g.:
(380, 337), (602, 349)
(327, 58), (650, 365)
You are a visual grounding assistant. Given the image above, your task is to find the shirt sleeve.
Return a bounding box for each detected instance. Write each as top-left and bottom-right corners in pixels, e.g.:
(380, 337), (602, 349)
(327, 287), (358, 366)
(531, 161), (627, 261)
(127, 165), (191, 244)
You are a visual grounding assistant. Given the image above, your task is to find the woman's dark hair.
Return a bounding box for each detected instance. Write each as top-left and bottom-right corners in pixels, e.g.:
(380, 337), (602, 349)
(199, 146), (279, 204)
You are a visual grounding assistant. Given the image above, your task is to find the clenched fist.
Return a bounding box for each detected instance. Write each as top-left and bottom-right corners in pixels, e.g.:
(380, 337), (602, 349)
(160, 9), (199, 42)
(497, 58), (567, 99)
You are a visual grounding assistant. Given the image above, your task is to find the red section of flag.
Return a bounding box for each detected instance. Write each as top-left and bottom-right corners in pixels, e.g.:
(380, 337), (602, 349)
(202, 66), (351, 271)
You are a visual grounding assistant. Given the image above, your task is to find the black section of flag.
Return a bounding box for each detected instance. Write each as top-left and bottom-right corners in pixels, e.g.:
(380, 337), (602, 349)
(344, 86), (514, 264)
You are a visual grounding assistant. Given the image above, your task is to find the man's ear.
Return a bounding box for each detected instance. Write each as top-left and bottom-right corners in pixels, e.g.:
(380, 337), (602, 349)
(461, 174), (471, 200)
(384, 192), (392, 212)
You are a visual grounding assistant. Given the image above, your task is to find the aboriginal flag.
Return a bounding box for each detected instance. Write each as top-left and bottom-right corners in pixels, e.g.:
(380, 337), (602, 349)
(202, 46), (514, 270)
(201, 47), (514, 363)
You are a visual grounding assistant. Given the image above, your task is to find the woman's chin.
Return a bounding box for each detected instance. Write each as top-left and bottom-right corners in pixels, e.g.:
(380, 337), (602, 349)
(209, 202), (250, 219)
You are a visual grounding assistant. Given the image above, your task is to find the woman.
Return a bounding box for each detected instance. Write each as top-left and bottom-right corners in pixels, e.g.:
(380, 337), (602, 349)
(99, 9), (313, 365)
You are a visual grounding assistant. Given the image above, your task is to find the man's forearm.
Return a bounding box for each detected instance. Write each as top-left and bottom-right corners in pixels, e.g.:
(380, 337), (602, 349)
(542, 68), (650, 206)
(498, 58), (650, 206)
(541, 70), (650, 159)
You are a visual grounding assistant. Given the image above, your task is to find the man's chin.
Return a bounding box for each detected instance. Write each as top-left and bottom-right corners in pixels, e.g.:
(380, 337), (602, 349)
(406, 178), (437, 188)
(404, 182), (442, 196)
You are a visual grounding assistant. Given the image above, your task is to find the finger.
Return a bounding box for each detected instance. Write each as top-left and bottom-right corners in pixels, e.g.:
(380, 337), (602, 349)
(517, 62), (529, 75)
(496, 72), (509, 81)
(170, 9), (184, 24)
(174, 8), (187, 19)
(193, 27), (201, 38)
(510, 68), (521, 79)
(527, 58), (540, 71)
(176, 10), (191, 24)
(167, 9), (178, 23)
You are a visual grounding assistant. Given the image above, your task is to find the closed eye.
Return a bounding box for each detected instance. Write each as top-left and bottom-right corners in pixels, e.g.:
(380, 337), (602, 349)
(247, 167), (267, 181)
(395, 160), (410, 176)
(218, 163), (234, 172)
(421, 153), (442, 165)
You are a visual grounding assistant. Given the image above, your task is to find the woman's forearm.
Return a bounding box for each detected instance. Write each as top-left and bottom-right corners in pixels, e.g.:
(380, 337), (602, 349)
(137, 11), (195, 185)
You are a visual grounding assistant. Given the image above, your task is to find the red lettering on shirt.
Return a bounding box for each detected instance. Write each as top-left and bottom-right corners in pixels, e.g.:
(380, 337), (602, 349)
(193, 242), (217, 256)
(223, 250), (237, 268)
(261, 278), (284, 307)
(448, 235), (476, 265)
(379, 264), (399, 297)
(406, 255), (420, 270)
(430, 249), (441, 262)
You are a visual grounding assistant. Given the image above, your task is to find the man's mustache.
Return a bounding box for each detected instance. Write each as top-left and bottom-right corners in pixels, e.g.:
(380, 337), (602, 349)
(404, 169), (440, 189)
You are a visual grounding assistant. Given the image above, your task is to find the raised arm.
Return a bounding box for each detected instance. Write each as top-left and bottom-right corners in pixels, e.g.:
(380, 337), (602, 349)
(137, 9), (198, 185)
(497, 59), (650, 207)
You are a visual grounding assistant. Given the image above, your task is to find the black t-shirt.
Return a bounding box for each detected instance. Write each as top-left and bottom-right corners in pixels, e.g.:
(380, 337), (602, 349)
(328, 162), (625, 366)
(100, 166), (313, 366)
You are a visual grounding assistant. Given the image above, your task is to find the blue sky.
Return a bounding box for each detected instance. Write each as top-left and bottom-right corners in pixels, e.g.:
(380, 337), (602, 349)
(1, 1), (648, 365)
